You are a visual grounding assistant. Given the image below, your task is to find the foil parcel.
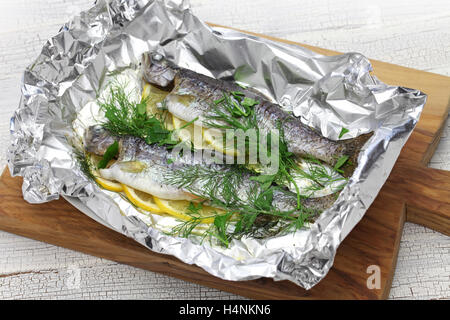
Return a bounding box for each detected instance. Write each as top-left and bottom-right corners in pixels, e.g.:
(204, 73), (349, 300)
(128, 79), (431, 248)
(8, 0), (426, 289)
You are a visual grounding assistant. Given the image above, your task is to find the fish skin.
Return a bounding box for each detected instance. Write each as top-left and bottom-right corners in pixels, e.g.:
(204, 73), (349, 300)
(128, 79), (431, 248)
(84, 126), (335, 213)
(144, 56), (373, 174)
(167, 68), (244, 126)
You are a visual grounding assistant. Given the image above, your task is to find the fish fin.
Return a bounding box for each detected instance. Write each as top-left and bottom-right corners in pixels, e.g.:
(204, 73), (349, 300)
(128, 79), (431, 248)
(117, 161), (147, 173)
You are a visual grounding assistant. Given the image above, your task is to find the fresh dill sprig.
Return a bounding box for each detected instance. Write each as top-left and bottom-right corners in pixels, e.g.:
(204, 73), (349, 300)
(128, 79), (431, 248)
(165, 165), (250, 208)
(202, 92), (303, 208)
(161, 89), (350, 243)
(203, 92), (259, 131)
(272, 126), (303, 209)
(164, 164), (316, 244)
(162, 201), (234, 246)
(288, 155), (348, 196)
(90, 82), (345, 245)
(203, 92), (349, 203)
(165, 202), (210, 239)
(98, 84), (177, 147)
(73, 148), (96, 181)
(166, 217), (210, 241)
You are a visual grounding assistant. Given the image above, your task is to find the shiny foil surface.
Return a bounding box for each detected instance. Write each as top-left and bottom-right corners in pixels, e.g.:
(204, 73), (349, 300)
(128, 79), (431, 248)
(8, 0), (426, 289)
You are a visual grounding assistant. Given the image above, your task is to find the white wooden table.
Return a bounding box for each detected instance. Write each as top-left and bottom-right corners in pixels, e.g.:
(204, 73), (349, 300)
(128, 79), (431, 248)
(0, 0), (448, 300)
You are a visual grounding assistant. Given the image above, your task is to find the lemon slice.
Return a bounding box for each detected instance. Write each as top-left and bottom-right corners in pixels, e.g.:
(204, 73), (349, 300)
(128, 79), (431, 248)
(95, 177), (124, 192)
(142, 82), (170, 115)
(153, 197), (220, 224)
(196, 205), (227, 219)
(203, 128), (238, 157)
(172, 115), (204, 149)
(122, 184), (164, 213)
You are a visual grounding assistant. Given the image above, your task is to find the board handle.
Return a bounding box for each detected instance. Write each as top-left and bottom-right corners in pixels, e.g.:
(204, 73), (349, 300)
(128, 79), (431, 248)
(390, 165), (450, 236)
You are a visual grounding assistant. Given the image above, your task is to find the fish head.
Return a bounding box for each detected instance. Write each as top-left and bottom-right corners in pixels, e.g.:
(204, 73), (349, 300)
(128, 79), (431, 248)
(142, 52), (177, 88)
(84, 125), (117, 156)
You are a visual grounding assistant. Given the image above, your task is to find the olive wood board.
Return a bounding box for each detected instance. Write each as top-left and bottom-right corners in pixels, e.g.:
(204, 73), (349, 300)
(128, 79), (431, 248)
(0, 25), (449, 300)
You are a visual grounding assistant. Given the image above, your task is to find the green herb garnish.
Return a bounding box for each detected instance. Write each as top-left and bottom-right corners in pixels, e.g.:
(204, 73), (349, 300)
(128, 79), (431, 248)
(74, 148), (95, 181)
(236, 82), (248, 89)
(136, 100), (147, 115)
(204, 94), (304, 209)
(97, 141), (119, 169)
(339, 127), (349, 138)
(231, 90), (245, 99)
(205, 92), (258, 130)
(249, 174), (276, 190)
(213, 212), (233, 247)
(333, 155), (349, 173)
(241, 97), (258, 109)
(99, 84), (176, 147)
(164, 160), (317, 244)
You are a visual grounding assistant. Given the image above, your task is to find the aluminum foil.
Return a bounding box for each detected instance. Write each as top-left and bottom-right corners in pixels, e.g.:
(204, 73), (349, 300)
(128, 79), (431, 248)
(8, 0), (427, 290)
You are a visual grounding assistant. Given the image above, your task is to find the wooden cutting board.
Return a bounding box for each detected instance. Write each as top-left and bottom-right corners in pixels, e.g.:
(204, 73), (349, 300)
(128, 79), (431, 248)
(0, 26), (449, 300)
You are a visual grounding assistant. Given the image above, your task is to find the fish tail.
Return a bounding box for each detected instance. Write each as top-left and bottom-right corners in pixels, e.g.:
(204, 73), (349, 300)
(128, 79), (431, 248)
(342, 132), (374, 177)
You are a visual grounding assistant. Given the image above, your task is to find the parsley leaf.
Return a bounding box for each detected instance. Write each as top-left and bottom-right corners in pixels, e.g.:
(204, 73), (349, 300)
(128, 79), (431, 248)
(250, 174), (275, 184)
(214, 212), (233, 247)
(136, 101), (147, 115)
(254, 188), (274, 211)
(241, 97), (258, 109)
(250, 174), (276, 191)
(339, 127), (349, 138)
(97, 141), (119, 169)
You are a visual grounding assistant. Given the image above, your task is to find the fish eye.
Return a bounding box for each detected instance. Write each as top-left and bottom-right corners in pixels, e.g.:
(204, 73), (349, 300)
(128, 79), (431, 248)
(152, 53), (163, 61)
(93, 125), (104, 133)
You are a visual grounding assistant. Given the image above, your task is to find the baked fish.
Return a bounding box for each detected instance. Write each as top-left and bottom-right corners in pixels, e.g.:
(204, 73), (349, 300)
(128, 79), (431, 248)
(84, 125), (336, 213)
(143, 53), (372, 176)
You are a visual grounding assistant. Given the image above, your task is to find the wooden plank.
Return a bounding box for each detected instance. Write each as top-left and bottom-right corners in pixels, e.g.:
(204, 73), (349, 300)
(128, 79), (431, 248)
(386, 164), (450, 236)
(0, 170), (404, 299)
